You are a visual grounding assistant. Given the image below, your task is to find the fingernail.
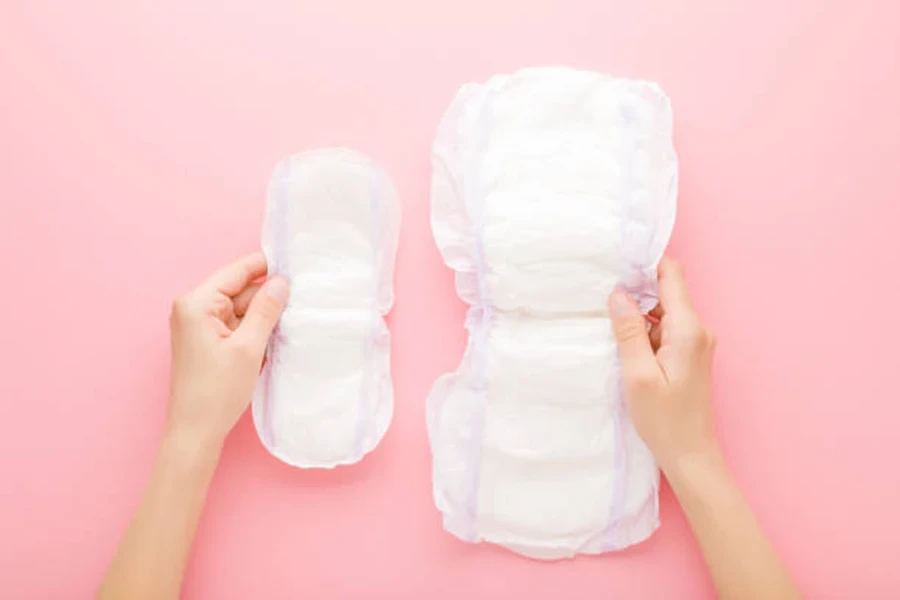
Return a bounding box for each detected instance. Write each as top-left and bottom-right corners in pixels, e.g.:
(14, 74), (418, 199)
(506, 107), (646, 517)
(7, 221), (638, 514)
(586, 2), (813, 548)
(265, 277), (290, 304)
(609, 288), (634, 319)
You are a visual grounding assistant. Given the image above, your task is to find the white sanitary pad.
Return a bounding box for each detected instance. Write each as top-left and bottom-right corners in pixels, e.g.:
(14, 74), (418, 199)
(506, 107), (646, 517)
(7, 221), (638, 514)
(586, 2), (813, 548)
(253, 149), (400, 468)
(427, 67), (678, 558)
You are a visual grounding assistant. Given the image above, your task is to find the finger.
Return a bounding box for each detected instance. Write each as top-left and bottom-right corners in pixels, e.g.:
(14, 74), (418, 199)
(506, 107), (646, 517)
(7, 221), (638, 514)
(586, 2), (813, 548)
(657, 257), (695, 317)
(232, 276), (290, 354)
(233, 282), (263, 317)
(608, 288), (662, 385)
(202, 252), (268, 297)
(207, 292), (240, 331)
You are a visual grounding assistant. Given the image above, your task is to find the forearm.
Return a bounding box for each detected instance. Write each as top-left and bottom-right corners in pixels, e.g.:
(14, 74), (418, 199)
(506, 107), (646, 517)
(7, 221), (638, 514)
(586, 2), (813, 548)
(98, 428), (222, 600)
(666, 451), (800, 600)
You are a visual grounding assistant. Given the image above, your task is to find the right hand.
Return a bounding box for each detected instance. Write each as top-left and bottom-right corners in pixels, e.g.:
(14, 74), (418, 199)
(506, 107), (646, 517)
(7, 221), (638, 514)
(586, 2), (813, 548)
(607, 257), (719, 475)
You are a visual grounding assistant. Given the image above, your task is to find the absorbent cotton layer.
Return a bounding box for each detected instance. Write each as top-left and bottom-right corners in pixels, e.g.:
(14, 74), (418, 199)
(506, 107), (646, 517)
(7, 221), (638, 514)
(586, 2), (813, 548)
(427, 67), (678, 559)
(253, 148), (400, 469)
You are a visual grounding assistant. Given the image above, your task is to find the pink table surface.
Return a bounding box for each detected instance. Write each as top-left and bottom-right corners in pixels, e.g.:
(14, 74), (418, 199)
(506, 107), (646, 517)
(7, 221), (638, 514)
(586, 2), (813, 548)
(2, 1), (899, 598)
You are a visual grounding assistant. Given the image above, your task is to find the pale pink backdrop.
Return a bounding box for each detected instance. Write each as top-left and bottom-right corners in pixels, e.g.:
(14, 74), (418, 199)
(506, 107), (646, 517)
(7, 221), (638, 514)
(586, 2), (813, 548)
(1, 0), (899, 598)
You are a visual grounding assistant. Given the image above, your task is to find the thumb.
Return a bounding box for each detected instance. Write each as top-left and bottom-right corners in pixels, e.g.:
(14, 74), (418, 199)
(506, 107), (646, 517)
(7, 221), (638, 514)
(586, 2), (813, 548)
(608, 288), (661, 386)
(233, 276), (290, 354)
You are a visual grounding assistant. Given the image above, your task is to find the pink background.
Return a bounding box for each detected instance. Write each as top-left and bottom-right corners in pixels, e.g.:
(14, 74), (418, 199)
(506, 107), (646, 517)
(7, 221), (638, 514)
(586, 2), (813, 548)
(2, 0), (899, 597)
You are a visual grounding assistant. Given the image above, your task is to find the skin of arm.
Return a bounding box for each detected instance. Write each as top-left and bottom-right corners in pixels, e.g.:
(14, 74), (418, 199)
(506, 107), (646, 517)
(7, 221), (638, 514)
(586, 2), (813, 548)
(97, 252), (289, 600)
(608, 257), (800, 600)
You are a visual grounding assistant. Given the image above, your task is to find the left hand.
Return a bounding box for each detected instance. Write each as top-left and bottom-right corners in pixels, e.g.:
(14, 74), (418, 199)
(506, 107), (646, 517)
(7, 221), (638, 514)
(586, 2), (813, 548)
(166, 251), (289, 452)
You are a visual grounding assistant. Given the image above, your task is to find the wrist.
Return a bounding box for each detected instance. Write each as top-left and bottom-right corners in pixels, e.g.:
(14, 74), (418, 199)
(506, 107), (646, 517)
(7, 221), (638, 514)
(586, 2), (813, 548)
(663, 447), (731, 505)
(159, 424), (224, 474)
(661, 443), (729, 497)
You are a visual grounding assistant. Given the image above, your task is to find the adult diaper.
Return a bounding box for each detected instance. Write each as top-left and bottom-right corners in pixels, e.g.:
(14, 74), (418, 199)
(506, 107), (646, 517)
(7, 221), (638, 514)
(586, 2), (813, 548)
(253, 149), (400, 468)
(428, 67), (678, 558)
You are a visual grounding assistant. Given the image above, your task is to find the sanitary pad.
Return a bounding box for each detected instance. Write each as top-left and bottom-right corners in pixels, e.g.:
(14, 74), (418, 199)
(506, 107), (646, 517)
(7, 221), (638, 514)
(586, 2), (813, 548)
(253, 149), (400, 468)
(427, 67), (678, 558)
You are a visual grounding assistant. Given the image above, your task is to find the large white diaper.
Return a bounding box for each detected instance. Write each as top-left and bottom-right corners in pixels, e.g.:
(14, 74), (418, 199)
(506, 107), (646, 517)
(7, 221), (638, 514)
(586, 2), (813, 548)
(253, 149), (400, 468)
(428, 67), (677, 558)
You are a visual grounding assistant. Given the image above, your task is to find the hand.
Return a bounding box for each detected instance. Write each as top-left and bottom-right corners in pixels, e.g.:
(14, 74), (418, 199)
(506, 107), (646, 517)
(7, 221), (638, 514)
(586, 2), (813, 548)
(608, 257), (719, 475)
(608, 259), (801, 599)
(98, 253), (289, 600)
(166, 252), (289, 453)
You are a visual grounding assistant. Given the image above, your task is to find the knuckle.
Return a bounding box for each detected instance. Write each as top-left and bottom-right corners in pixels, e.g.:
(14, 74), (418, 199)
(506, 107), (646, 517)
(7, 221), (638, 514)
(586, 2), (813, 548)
(685, 325), (715, 353)
(210, 294), (230, 317)
(673, 319), (707, 350)
(705, 328), (717, 350)
(170, 294), (192, 321)
(689, 329), (709, 352)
